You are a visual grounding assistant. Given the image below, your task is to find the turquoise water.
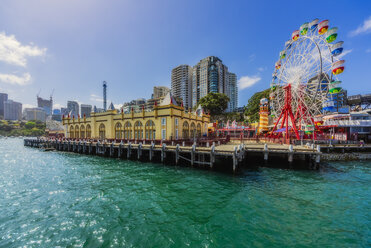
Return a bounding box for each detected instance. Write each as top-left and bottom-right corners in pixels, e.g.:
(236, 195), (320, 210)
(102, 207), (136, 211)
(0, 138), (370, 247)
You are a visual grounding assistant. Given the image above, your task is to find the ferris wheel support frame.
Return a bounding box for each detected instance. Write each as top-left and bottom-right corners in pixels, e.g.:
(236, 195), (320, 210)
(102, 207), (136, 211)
(271, 84), (300, 140)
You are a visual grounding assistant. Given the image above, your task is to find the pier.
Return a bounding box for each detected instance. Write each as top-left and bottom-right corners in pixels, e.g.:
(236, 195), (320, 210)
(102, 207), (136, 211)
(24, 139), (322, 172)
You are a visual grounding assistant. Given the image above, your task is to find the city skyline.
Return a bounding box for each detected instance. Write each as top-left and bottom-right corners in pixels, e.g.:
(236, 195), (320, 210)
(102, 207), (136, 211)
(0, 0), (370, 110)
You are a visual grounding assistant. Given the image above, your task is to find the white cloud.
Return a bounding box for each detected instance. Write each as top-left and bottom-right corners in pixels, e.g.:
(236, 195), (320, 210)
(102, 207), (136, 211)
(366, 48), (371, 53)
(114, 104), (122, 109)
(0, 32), (47, 67)
(53, 103), (64, 109)
(90, 94), (103, 103)
(238, 75), (261, 90)
(22, 103), (35, 109)
(0, 73), (31, 85)
(349, 16), (371, 37)
(338, 49), (352, 58)
(258, 67), (265, 72)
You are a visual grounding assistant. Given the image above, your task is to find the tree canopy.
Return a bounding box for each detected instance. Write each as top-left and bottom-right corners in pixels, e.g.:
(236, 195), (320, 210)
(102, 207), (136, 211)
(199, 93), (230, 116)
(244, 88), (270, 123)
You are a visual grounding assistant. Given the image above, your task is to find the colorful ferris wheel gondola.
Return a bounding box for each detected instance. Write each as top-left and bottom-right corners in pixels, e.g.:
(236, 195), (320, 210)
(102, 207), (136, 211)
(329, 81), (342, 94)
(275, 61), (281, 70)
(309, 18), (319, 30)
(279, 50), (286, 59)
(326, 27), (338, 43)
(300, 22), (309, 35)
(331, 41), (344, 56)
(292, 30), (300, 41)
(331, 60), (345, 75)
(318, 20), (329, 35)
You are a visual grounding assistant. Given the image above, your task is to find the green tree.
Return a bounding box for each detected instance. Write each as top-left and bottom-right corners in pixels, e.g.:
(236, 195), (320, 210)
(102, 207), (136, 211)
(25, 121), (36, 129)
(244, 88), (270, 123)
(198, 93), (230, 116)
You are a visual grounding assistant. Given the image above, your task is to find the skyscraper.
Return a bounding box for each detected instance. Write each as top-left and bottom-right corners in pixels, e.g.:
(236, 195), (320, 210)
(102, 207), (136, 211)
(0, 93), (8, 117)
(67, 101), (79, 117)
(80, 104), (92, 117)
(4, 100), (22, 120)
(171, 65), (193, 108)
(24, 108), (47, 122)
(228, 72), (238, 112)
(37, 96), (53, 116)
(191, 56), (230, 109)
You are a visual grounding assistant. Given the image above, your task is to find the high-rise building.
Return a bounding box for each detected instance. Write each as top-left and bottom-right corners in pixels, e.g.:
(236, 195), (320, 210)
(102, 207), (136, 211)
(61, 107), (69, 116)
(67, 101), (79, 117)
(52, 109), (62, 121)
(0, 93), (8, 117)
(4, 100), (22, 120)
(80, 104), (92, 117)
(228, 72), (238, 112)
(37, 96), (53, 116)
(153, 86), (170, 99)
(171, 65), (193, 108)
(24, 107), (47, 122)
(191, 56), (231, 109)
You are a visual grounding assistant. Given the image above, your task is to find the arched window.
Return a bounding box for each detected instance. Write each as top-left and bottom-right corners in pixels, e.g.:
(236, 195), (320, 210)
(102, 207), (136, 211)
(124, 122), (132, 139)
(115, 122), (123, 139)
(86, 124), (91, 138)
(80, 125), (85, 139)
(75, 125), (80, 139)
(190, 123), (196, 138)
(197, 123), (201, 137)
(69, 126), (74, 139)
(182, 121), (189, 139)
(99, 124), (105, 140)
(145, 120), (156, 140)
(134, 121), (143, 140)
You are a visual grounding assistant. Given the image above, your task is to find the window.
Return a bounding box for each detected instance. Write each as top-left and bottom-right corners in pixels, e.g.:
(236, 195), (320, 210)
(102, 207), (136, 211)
(175, 118), (178, 126)
(86, 125), (91, 138)
(99, 124), (105, 140)
(145, 120), (156, 140)
(161, 118), (166, 126)
(182, 121), (189, 139)
(134, 121), (143, 140)
(75, 125), (79, 139)
(161, 129), (166, 140)
(124, 122), (132, 139)
(80, 125), (85, 139)
(176, 129), (178, 140)
(115, 122), (123, 139)
(69, 126), (74, 139)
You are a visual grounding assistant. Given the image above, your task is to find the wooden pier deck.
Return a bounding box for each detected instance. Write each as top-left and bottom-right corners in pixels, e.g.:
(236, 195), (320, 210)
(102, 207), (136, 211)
(24, 139), (322, 172)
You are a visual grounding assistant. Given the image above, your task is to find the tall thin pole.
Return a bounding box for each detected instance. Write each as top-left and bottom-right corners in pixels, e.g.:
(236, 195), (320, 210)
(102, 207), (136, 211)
(103, 81), (107, 111)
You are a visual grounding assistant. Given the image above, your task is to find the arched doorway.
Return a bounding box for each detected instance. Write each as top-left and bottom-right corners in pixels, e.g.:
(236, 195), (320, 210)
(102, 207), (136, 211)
(197, 123), (201, 137)
(124, 122), (132, 139)
(115, 122), (123, 139)
(86, 124), (91, 138)
(70, 126), (74, 139)
(75, 125), (79, 139)
(145, 120), (156, 140)
(99, 124), (105, 140)
(182, 121), (189, 139)
(80, 125), (85, 139)
(190, 123), (196, 138)
(134, 121), (143, 140)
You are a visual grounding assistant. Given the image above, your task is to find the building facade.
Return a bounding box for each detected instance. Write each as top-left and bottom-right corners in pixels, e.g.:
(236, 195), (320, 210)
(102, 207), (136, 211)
(153, 86), (170, 99)
(37, 96), (53, 116)
(81, 104), (92, 118)
(63, 102), (210, 140)
(228, 72), (238, 112)
(4, 100), (22, 120)
(67, 101), (79, 117)
(171, 65), (193, 109)
(191, 56), (234, 110)
(24, 107), (47, 122)
(0, 93), (8, 117)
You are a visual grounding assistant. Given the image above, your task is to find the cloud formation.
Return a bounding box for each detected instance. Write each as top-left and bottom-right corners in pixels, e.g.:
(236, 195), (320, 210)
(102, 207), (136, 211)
(0, 32), (46, 67)
(349, 16), (371, 36)
(90, 94), (103, 103)
(0, 73), (31, 85)
(238, 75), (261, 90)
(338, 49), (352, 58)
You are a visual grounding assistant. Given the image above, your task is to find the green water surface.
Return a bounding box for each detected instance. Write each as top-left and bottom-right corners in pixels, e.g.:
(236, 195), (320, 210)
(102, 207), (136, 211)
(0, 138), (370, 247)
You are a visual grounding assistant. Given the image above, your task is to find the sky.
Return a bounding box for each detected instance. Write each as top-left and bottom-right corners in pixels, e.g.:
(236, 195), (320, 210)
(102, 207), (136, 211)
(0, 0), (370, 110)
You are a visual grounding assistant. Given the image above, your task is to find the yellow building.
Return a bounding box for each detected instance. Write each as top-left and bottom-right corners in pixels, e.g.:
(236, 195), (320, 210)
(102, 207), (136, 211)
(257, 98), (269, 134)
(62, 95), (210, 140)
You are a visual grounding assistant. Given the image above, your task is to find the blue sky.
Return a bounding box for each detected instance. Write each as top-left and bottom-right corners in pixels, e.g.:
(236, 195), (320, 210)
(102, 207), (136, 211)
(0, 0), (370, 110)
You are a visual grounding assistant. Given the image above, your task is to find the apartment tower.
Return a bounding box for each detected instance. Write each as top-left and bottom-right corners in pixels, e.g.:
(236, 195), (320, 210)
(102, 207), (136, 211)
(171, 65), (193, 109)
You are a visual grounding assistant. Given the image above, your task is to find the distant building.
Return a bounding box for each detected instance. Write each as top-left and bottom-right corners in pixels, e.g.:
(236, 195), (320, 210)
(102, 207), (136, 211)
(52, 109), (62, 121)
(0, 93), (8, 117)
(24, 107), (47, 122)
(192, 56), (230, 109)
(61, 107), (69, 116)
(122, 98), (147, 113)
(67, 101), (79, 117)
(4, 100), (22, 120)
(228, 72), (238, 112)
(81, 104), (92, 117)
(37, 96), (53, 116)
(171, 65), (192, 109)
(153, 86), (170, 99)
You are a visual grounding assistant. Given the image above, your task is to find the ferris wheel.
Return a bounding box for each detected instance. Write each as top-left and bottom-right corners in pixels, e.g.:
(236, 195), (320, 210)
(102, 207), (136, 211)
(270, 18), (346, 138)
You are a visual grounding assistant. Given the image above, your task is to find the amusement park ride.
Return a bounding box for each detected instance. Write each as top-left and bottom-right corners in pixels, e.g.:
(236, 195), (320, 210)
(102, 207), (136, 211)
(266, 18), (346, 140)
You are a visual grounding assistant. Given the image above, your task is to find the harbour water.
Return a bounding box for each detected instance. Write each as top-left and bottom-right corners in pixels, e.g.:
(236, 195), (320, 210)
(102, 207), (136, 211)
(0, 138), (370, 247)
